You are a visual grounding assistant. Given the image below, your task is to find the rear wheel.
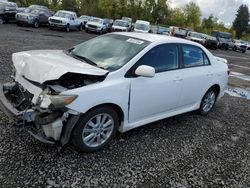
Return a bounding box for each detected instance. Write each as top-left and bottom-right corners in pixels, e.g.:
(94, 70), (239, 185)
(199, 88), (217, 115)
(72, 106), (119, 152)
(33, 20), (39, 28)
(242, 50), (246, 53)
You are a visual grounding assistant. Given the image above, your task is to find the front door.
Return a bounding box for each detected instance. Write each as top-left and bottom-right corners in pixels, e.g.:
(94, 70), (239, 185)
(128, 44), (183, 123)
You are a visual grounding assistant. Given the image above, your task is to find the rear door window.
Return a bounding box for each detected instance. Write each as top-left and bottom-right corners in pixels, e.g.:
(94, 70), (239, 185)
(182, 45), (210, 68)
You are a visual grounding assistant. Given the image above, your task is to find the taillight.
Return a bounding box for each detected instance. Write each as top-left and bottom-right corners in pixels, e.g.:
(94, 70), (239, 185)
(227, 69), (231, 75)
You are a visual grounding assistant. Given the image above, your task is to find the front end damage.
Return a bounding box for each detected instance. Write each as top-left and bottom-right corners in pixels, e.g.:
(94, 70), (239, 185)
(0, 78), (78, 145)
(0, 50), (108, 146)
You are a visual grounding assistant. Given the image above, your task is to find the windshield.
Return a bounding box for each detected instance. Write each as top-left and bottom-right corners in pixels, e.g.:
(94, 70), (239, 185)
(91, 18), (103, 24)
(24, 8), (41, 14)
(190, 33), (202, 38)
(70, 34), (150, 71)
(80, 15), (89, 20)
(135, 23), (149, 31)
(55, 11), (72, 18)
(113, 20), (128, 27)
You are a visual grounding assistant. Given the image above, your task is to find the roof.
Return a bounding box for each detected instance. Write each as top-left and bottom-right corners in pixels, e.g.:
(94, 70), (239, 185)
(113, 32), (199, 45)
(58, 10), (76, 14)
(135, 20), (150, 25)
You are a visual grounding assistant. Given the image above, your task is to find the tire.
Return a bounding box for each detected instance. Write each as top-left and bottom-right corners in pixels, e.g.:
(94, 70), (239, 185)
(0, 16), (3, 25)
(72, 106), (119, 153)
(33, 20), (39, 28)
(242, 50), (246, 53)
(49, 25), (53, 30)
(65, 24), (70, 32)
(78, 24), (83, 31)
(198, 88), (218, 116)
(85, 29), (89, 33)
(233, 46), (237, 51)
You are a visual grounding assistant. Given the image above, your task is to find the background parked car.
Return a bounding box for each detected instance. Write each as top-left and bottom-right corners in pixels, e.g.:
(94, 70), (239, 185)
(186, 31), (205, 45)
(246, 41), (250, 50)
(104, 18), (113, 32)
(122, 16), (132, 31)
(134, 20), (151, 33)
(49, 10), (83, 32)
(173, 27), (189, 39)
(211, 31), (233, 50)
(85, 17), (109, 34)
(79, 15), (90, 29)
(157, 26), (170, 35)
(202, 34), (218, 50)
(15, 5), (52, 28)
(0, 0), (17, 24)
(112, 19), (130, 32)
(232, 39), (247, 53)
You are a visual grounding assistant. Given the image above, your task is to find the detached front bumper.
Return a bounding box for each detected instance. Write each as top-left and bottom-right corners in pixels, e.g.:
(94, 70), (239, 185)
(0, 84), (19, 119)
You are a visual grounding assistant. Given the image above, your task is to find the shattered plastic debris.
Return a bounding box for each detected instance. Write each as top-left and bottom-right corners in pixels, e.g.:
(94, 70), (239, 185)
(225, 87), (250, 100)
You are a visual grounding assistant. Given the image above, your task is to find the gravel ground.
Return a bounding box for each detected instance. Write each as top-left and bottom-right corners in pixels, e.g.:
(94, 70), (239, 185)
(0, 24), (250, 187)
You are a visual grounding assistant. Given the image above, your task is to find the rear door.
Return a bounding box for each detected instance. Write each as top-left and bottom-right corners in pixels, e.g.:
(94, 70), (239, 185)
(178, 44), (215, 107)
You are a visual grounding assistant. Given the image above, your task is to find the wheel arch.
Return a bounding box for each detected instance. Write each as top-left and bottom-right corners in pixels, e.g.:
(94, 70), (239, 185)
(60, 102), (125, 146)
(208, 84), (220, 98)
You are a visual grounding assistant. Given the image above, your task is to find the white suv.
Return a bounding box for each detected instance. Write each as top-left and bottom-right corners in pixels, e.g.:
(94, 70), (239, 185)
(0, 33), (228, 152)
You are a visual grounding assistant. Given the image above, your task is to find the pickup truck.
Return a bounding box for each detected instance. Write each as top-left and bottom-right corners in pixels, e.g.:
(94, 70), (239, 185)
(0, 0), (17, 24)
(49, 10), (84, 32)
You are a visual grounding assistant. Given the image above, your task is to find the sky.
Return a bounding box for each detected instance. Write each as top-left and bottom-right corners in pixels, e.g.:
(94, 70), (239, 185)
(169, 0), (250, 27)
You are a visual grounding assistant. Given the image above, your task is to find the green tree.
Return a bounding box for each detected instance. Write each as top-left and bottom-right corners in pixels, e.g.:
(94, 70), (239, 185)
(169, 8), (185, 27)
(183, 1), (201, 29)
(233, 4), (249, 38)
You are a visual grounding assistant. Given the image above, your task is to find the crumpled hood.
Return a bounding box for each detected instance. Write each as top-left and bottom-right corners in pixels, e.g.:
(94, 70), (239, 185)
(12, 50), (108, 84)
(49, 16), (69, 22)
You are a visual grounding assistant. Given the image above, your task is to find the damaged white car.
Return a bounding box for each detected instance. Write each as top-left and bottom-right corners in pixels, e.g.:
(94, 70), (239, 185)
(0, 33), (229, 152)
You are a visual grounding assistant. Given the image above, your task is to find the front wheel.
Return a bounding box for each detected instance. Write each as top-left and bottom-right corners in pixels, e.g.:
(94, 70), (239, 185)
(65, 24), (70, 32)
(199, 88), (217, 115)
(78, 24), (83, 31)
(33, 20), (39, 28)
(72, 106), (119, 152)
(0, 16), (3, 24)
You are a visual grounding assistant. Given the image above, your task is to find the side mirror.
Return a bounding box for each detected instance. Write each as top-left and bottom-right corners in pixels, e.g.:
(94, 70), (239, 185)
(135, 65), (155, 78)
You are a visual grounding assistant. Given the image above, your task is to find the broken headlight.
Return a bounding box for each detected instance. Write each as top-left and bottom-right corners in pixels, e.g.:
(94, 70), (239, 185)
(40, 94), (78, 109)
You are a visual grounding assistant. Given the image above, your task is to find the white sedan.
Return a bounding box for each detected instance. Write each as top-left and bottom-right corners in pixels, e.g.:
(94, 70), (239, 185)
(0, 33), (229, 152)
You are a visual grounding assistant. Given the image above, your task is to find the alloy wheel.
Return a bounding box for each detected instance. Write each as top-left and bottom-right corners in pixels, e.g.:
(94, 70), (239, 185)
(82, 113), (114, 148)
(202, 91), (216, 113)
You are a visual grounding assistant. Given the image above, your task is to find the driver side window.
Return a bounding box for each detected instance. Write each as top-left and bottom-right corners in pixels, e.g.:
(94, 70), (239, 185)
(136, 44), (179, 73)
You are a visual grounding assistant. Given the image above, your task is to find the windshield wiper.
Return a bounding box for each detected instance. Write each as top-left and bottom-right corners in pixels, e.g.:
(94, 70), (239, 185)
(70, 51), (106, 70)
